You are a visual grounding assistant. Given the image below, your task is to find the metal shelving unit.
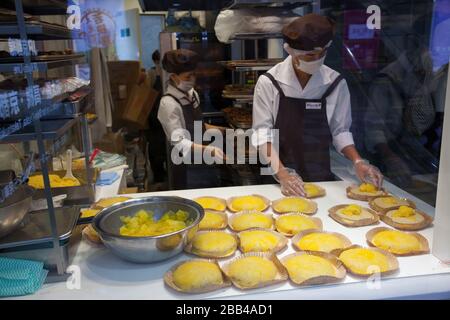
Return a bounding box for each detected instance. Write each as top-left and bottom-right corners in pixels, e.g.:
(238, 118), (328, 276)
(0, 20), (81, 39)
(0, 0), (92, 282)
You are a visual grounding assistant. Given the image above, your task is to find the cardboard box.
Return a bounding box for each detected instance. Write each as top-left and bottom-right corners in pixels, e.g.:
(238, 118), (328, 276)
(93, 130), (125, 155)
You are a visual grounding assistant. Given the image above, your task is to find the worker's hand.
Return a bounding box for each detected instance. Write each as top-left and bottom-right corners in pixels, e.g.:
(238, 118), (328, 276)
(354, 159), (384, 188)
(204, 145), (227, 163)
(275, 168), (306, 197)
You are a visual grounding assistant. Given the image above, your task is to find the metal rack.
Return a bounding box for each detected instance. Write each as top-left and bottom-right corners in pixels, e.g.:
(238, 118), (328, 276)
(0, 0), (92, 282)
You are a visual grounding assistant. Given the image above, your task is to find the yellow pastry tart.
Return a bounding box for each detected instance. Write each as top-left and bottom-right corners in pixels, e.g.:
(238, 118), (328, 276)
(199, 210), (228, 230)
(238, 229), (287, 253)
(187, 231), (238, 258)
(381, 206), (433, 230)
(194, 196), (227, 212)
(304, 183), (326, 199)
(369, 196), (414, 212)
(338, 247), (398, 276)
(366, 227), (429, 256)
(227, 195), (269, 212)
(281, 252), (345, 285)
(94, 196), (131, 209)
(164, 259), (229, 293)
(293, 231), (351, 253)
(275, 213), (322, 237)
(272, 197), (317, 215)
(80, 208), (100, 219)
(229, 211), (273, 232)
(347, 183), (386, 201)
(328, 204), (379, 227)
(222, 254), (287, 289)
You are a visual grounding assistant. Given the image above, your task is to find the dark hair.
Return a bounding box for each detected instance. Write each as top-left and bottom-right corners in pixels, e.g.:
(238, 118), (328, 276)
(152, 50), (160, 62)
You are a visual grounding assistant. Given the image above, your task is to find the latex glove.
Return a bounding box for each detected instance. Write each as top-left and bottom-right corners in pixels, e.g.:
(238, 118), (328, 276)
(354, 159), (384, 188)
(275, 168), (306, 197)
(204, 145), (227, 163)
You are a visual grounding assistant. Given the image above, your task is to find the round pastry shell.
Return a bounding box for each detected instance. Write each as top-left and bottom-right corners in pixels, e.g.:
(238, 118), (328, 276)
(304, 183), (327, 199)
(227, 194), (270, 213)
(346, 185), (387, 202)
(366, 227), (430, 256)
(380, 208), (433, 231)
(368, 196), (416, 213)
(237, 228), (288, 254)
(292, 230), (352, 254)
(280, 251), (346, 286)
(164, 258), (232, 294)
(274, 213), (323, 237)
(328, 204), (380, 228)
(228, 210), (274, 232)
(219, 252), (288, 290)
(199, 210), (229, 230)
(193, 196), (227, 212)
(272, 197), (318, 215)
(184, 230), (239, 259)
(334, 245), (399, 278)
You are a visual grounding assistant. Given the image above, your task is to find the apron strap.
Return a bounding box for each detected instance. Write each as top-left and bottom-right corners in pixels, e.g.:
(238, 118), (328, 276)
(321, 75), (344, 99)
(262, 73), (286, 98)
(163, 93), (183, 107)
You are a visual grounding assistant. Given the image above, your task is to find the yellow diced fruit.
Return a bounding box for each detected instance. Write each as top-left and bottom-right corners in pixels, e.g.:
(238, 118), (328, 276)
(341, 204), (362, 216)
(359, 183), (378, 193)
(393, 206), (415, 219)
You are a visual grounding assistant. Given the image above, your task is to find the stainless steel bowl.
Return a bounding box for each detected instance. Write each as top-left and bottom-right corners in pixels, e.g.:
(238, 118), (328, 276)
(0, 185), (34, 238)
(92, 196), (204, 263)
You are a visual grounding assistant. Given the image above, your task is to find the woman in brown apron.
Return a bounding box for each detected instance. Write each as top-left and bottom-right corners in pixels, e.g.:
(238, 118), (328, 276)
(157, 49), (226, 189)
(252, 14), (383, 196)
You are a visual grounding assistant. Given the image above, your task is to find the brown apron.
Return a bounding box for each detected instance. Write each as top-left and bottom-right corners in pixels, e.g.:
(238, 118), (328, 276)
(163, 93), (205, 189)
(262, 72), (344, 182)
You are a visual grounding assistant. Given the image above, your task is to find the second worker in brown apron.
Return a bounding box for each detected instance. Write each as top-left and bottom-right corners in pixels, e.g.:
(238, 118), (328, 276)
(252, 14), (384, 196)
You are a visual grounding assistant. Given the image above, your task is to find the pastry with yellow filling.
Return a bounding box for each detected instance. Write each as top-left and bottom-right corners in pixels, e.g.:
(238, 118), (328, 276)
(227, 195), (269, 212)
(94, 196), (131, 209)
(199, 210), (228, 230)
(80, 208), (100, 219)
(293, 231), (351, 253)
(339, 247), (398, 276)
(367, 227), (429, 256)
(28, 174), (81, 189)
(304, 183), (326, 199)
(381, 206), (432, 230)
(369, 196), (414, 212)
(347, 183), (386, 201)
(281, 253), (344, 285)
(165, 260), (227, 293)
(229, 211), (273, 232)
(328, 204), (379, 227)
(194, 197), (227, 212)
(223, 255), (285, 289)
(188, 231), (237, 258)
(238, 229), (287, 253)
(272, 197), (317, 215)
(275, 214), (322, 236)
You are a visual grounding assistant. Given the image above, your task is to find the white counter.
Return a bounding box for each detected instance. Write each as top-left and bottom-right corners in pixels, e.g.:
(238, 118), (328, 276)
(19, 183), (450, 300)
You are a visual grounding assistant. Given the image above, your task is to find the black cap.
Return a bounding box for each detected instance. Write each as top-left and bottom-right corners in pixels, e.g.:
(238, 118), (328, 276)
(162, 49), (199, 74)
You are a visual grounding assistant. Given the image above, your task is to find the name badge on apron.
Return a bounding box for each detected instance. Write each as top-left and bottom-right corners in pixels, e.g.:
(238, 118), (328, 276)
(306, 102), (322, 110)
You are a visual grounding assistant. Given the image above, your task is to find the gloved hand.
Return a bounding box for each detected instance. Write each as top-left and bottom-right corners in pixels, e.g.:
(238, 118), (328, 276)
(203, 145), (227, 163)
(354, 159), (384, 188)
(275, 168), (306, 197)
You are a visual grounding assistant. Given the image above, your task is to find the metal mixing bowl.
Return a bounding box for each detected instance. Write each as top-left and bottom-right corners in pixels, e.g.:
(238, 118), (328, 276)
(0, 185), (34, 238)
(92, 196), (204, 263)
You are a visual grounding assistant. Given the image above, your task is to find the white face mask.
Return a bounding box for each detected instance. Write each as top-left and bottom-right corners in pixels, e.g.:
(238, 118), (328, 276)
(294, 55), (326, 75)
(177, 79), (195, 92)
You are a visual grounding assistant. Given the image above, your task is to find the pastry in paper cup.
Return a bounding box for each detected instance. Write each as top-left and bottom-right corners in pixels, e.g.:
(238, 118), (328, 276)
(199, 210), (228, 230)
(229, 211), (274, 232)
(164, 259), (231, 294)
(304, 183), (326, 199)
(272, 197), (318, 215)
(280, 251), (346, 286)
(93, 196), (131, 209)
(346, 183), (387, 201)
(369, 196), (415, 213)
(184, 230), (238, 258)
(227, 195), (270, 213)
(328, 204), (379, 227)
(274, 213), (322, 237)
(366, 227), (430, 256)
(220, 252), (288, 290)
(237, 228), (288, 254)
(292, 230), (352, 254)
(193, 196), (227, 212)
(335, 245), (399, 277)
(380, 206), (433, 231)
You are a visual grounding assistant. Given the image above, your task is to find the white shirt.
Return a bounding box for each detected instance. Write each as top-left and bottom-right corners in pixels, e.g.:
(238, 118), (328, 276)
(157, 84), (200, 153)
(251, 55), (355, 154)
